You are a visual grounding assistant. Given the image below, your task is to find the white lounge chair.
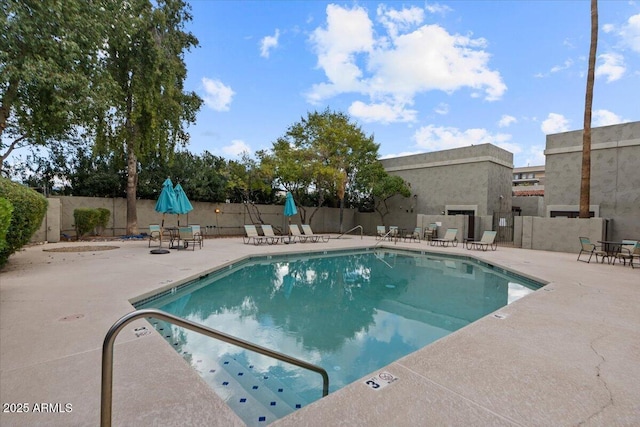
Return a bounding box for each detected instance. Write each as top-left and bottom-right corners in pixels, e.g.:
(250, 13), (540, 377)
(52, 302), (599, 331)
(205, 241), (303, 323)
(465, 230), (497, 251)
(430, 228), (458, 247)
(261, 224), (286, 244)
(301, 224), (329, 242)
(243, 225), (270, 245)
(289, 224), (314, 243)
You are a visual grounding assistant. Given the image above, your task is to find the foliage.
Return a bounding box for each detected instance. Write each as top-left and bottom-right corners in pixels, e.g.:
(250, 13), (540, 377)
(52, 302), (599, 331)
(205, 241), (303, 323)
(74, 207), (109, 238)
(95, 0), (203, 234)
(0, 197), (13, 250)
(1, 0), (113, 166)
(96, 208), (111, 229)
(264, 108), (382, 228)
(0, 178), (47, 267)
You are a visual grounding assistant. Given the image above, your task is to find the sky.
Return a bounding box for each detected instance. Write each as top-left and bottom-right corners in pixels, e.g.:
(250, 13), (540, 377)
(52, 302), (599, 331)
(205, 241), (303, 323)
(180, 0), (640, 167)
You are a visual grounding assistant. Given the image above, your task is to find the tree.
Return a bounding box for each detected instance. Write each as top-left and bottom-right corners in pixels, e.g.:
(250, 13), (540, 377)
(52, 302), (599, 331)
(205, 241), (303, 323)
(268, 109), (380, 231)
(96, 0), (203, 234)
(1, 0), (112, 167)
(358, 161), (411, 224)
(580, 0), (598, 218)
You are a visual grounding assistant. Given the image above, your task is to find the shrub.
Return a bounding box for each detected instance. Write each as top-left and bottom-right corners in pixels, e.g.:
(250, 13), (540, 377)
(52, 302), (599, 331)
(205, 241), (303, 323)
(0, 197), (14, 251)
(0, 178), (48, 267)
(96, 207), (110, 232)
(73, 207), (110, 238)
(74, 208), (98, 238)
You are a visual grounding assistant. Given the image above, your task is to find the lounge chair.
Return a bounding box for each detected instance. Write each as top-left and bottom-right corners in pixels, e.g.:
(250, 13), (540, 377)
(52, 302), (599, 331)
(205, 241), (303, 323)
(243, 225), (270, 245)
(430, 228), (458, 247)
(376, 225), (386, 240)
(403, 227), (422, 243)
(465, 230), (497, 251)
(289, 224), (314, 243)
(148, 224), (162, 247)
(301, 224), (330, 242)
(577, 237), (608, 263)
(261, 224), (286, 244)
(615, 240), (639, 268)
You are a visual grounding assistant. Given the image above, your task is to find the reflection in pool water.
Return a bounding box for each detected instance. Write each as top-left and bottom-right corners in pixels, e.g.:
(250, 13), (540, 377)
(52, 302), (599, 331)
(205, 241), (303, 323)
(137, 249), (542, 425)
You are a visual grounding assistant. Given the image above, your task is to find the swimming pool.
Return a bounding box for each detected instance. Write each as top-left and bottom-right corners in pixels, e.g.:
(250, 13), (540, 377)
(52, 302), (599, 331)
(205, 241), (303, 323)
(135, 248), (543, 425)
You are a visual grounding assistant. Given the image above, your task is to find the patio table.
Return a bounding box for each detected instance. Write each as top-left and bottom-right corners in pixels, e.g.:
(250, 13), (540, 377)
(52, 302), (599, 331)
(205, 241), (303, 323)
(598, 240), (624, 264)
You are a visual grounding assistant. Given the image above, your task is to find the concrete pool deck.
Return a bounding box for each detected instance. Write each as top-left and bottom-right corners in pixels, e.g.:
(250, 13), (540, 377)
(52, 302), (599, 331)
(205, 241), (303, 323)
(0, 235), (638, 426)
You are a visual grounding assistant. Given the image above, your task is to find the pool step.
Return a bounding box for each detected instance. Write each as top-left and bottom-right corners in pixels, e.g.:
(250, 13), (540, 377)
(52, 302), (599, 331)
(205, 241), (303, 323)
(199, 355), (309, 426)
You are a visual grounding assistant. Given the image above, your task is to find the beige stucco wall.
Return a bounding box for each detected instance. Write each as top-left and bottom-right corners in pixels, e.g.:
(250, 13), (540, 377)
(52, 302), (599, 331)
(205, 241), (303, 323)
(545, 121), (640, 241)
(380, 144), (513, 217)
(517, 217), (606, 253)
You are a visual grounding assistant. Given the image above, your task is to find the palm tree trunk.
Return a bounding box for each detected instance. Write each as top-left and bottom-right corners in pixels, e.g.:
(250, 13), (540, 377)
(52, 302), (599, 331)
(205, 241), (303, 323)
(580, 0), (598, 218)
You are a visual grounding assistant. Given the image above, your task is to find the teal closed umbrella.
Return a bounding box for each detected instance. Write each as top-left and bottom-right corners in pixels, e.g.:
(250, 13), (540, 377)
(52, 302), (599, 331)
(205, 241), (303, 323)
(173, 183), (193, 226)
(284, 192), (297, 235)
(155, 178), (178, 228)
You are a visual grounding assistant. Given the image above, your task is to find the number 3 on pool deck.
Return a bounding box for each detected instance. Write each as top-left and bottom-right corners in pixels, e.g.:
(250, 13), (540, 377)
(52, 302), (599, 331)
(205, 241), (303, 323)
(366, 379), (380, 389)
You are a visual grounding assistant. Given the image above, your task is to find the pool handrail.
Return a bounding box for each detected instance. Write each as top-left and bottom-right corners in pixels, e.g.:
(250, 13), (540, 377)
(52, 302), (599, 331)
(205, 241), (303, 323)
(101, 308), (330, 427)
(336, 224), (363, 239)
(373, 229), (398, 247)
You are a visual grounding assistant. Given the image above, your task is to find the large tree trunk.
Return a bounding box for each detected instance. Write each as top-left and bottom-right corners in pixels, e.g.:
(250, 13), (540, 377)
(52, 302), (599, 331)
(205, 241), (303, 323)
(580, 0), (598, 218)
(126, 144), (138, 235)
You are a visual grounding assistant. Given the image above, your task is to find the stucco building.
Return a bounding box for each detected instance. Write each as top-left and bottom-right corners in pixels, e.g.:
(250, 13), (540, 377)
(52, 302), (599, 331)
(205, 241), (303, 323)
(544, 120), (640, 240)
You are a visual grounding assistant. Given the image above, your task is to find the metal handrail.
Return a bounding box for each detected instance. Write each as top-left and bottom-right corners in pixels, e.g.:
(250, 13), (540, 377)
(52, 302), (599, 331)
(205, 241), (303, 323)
(373, 229), (398, 247)
(101, 308), (330, 427)
(336, 224), (363, 239)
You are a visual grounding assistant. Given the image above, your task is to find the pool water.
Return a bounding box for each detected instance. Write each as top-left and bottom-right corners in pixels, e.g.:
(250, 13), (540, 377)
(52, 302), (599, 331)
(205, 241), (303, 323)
(136, 249), (542, 425)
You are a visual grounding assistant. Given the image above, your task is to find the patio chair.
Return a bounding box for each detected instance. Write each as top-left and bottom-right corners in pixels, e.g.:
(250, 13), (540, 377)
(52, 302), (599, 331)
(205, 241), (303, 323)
(376, 225), (386, 240)
(388, 226), (399, 241)
(577, 237), (608, 263)
(190, 224), (204, 248)
(430, 228), (458, 247)
(177, 226), (199, 251)
(260, 224), (285, 244)
(403, 227), (422, 243)
(148, 224), (162, 248)
(301, 224), (330, 243)
(243, 225), (269, 245)
(615, 240), (639, 268)
(424, 223), (437, 241)
(289, 224), (313, 243)
(465, 230), (498, 251)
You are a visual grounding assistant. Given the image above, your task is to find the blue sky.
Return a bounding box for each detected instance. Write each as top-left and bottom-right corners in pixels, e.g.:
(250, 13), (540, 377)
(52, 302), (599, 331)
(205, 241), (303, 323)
(182, 1), (640, 167)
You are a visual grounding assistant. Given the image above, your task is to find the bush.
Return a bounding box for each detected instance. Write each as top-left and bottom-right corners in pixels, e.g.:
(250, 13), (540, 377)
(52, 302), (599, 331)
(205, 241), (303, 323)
(0, 197), (14, 251)
(0, 178), (48, 267)
(74, 207), (110, 238)
(96, 207), (110, 231)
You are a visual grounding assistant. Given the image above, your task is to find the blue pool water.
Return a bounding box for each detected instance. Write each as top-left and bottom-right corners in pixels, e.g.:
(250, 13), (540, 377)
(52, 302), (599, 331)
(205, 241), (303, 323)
(136, 248), (543, 425)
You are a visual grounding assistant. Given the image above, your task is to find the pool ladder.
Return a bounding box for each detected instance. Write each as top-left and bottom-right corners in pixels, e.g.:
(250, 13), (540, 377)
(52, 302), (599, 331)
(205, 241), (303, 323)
(100, 308), (330, 427)
(335, 224), (363, 239)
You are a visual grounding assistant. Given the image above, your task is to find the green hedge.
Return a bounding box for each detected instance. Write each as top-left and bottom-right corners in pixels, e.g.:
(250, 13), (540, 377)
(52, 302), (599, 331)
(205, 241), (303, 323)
(0, 197), (14, 251)
(74, 207), (110, 238)
(0, 178), (48, 267)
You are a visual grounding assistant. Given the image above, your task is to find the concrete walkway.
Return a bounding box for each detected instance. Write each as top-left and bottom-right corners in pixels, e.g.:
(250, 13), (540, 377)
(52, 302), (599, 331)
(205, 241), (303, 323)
(1, 236), (638, 426)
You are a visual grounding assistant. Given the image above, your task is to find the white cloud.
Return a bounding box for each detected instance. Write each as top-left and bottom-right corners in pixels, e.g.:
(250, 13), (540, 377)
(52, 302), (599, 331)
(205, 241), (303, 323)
(592, 109), (627, 127)
(412, 125), (514, 152)
(201, 78), (235, 111)
(521, 145), (546, 167)
(550, 58), (574, 73)
(434, 103), (449, 115)
(260, 29), (280, 58)
(620, 13), (640, 53)
(222, 140), (251, 157)
(348, 100), (416, 123)
(541, 113), (570, 134)
(596, 52), (625, 82)
(425, 3), (453, 15)
(498, 114), (517, 128)
(306, 4), (506, 116)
